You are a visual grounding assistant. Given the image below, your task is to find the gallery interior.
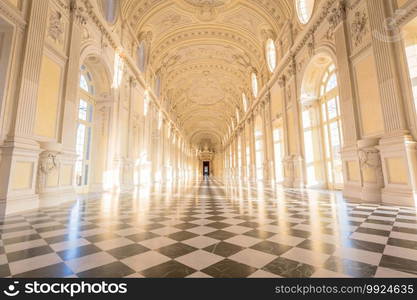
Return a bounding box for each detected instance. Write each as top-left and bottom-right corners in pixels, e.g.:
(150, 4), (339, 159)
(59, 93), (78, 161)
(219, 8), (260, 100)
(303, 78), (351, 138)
(0, 0), (417, 278)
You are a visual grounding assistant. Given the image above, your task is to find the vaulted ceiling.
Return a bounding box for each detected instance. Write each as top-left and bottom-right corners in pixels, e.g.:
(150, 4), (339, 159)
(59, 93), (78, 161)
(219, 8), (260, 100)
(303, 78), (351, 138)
(121, 0), (293, 150)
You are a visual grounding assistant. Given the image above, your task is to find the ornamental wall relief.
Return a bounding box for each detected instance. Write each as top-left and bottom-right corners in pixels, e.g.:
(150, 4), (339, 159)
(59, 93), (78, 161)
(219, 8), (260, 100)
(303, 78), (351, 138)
(47, 10), (65, 45)
(350, 10), (368, 48)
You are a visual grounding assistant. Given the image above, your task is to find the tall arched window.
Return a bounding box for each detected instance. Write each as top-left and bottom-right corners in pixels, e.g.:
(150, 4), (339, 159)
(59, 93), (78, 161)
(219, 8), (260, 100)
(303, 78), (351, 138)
(251, 72), (258, 98)
(155, 74), (161, 97)
(100, 0), (118, 24)
(76, 65), (95, 189)
(302, 63), (343, 189)
(405, 43), (417, 109)
(296, 0), (315, 24)
(254, 116), (264, 180)
(266, 38), (277, 72)
(237, 136), (242, 177)
(137, 41), (147, 73)
(273, 124), (284, 183)
(242, 92), (249, 112)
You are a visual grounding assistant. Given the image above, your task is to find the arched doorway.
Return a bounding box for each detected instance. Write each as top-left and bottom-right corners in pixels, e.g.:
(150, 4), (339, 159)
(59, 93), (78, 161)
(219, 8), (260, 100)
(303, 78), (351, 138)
(301, 54), (343, 190)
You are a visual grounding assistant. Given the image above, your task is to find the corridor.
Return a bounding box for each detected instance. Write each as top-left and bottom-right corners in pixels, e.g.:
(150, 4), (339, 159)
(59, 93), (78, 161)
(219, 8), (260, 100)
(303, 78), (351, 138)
(0, 178), (416, 278)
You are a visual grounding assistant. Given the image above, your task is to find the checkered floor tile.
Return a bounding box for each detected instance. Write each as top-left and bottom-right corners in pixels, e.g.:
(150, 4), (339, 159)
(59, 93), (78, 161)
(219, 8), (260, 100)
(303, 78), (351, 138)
(1, 178), (417, 278)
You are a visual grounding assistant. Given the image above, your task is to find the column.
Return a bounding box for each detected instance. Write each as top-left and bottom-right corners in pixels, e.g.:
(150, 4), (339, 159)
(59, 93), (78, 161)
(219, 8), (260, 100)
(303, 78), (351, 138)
(367, 0), (417, 205)
(327, 1), (362, 199)
(0, 0), (49, 212)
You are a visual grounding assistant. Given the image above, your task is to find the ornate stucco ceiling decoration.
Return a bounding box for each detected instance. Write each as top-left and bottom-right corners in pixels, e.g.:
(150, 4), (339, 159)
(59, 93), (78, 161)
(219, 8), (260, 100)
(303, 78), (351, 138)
(121, 0), (293, 150)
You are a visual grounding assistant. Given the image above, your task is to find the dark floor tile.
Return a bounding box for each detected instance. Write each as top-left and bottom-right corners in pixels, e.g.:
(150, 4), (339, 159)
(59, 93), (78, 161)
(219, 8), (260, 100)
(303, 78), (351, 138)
(244, 229), (275, 239)
(84, 232), (121, 243)
(107, 244), (149, 260)
(70, 224), (98, 231)
(77, 261), (135, 278)
(323, 256), (377, 277)
(141, 260), (196, 278)
(206, 222), (230, 229)
(262, 257), (315, 278)
(207, 216), (227, 221)
(7, 245), (54, 263)
(0, 219), (25, 226)
(202, 259), (257, 278)
(297, 239), (336, 255)
(3, 234), (41, 245)
(392, 226), (417, 235)
(174, 223), (199, 230)
(251, 241), (292, 256)
(126, 232), (159, 242)
(203, 242), (244, 257)
(0, 225), (33, 234)
(156, 243), (196, 258)
(14, 262), (73, 278)
(35, 225), (67, 233)
(355, 227), (390, 237)
(237, 222), (259, 229)
(364, 219), (393, 226)
(205, 230), (235, 241)
(0, 264), (10, 277)
(57, 244), (101, 261)
(342, 239), (385, 253)
(150, 217), (171, 222)
(379, 255), (417, 275)
(179, 217), (199, 222)
(168, 231), (198, 241)
(388, 237), (417, 250)
(286, 229), (311, 239)
(44, 234), (79, 244)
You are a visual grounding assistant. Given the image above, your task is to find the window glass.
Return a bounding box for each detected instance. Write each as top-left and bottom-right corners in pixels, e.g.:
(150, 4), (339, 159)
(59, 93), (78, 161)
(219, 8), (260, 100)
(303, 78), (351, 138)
(101, 0), (118, 24)
(296, 0), (315, 24)
(251, 73), (258, 98)
(266, 39), (277, 72)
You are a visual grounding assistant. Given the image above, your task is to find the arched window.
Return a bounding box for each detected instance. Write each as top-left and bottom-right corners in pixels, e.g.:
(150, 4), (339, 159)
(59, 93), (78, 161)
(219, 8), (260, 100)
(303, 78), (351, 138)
(266, 38), (277, 72)
(273, 124), (284, 182)
(237, 136), (242, 177)
(405, 44), (417, 109)
(254, 116), (264, 180)
(155, 74), (161, 97)
(296, 0), (315, 24)
(76, 65), (95, 189)
(242, 92), (249, 112)
(137, 41), (146, 73)
(100, 0), (118, 24)
(302, 63), (343, 189)
(251, 72), (258, 98)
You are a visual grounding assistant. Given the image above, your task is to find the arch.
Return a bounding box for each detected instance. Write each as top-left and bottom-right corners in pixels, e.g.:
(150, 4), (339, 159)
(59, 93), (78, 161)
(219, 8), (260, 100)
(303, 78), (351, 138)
(76, 48), (114, 192)
(300, 52), (343, 189)
(79, 43), (113, 96)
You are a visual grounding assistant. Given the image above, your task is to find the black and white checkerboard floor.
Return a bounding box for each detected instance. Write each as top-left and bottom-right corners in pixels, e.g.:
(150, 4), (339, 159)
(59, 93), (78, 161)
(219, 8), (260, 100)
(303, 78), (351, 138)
(1, 178), (417, 278)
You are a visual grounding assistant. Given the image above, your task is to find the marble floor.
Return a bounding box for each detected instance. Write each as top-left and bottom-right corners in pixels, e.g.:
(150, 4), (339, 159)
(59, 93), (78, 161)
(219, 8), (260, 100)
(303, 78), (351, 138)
(0, 178), (417, 278)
